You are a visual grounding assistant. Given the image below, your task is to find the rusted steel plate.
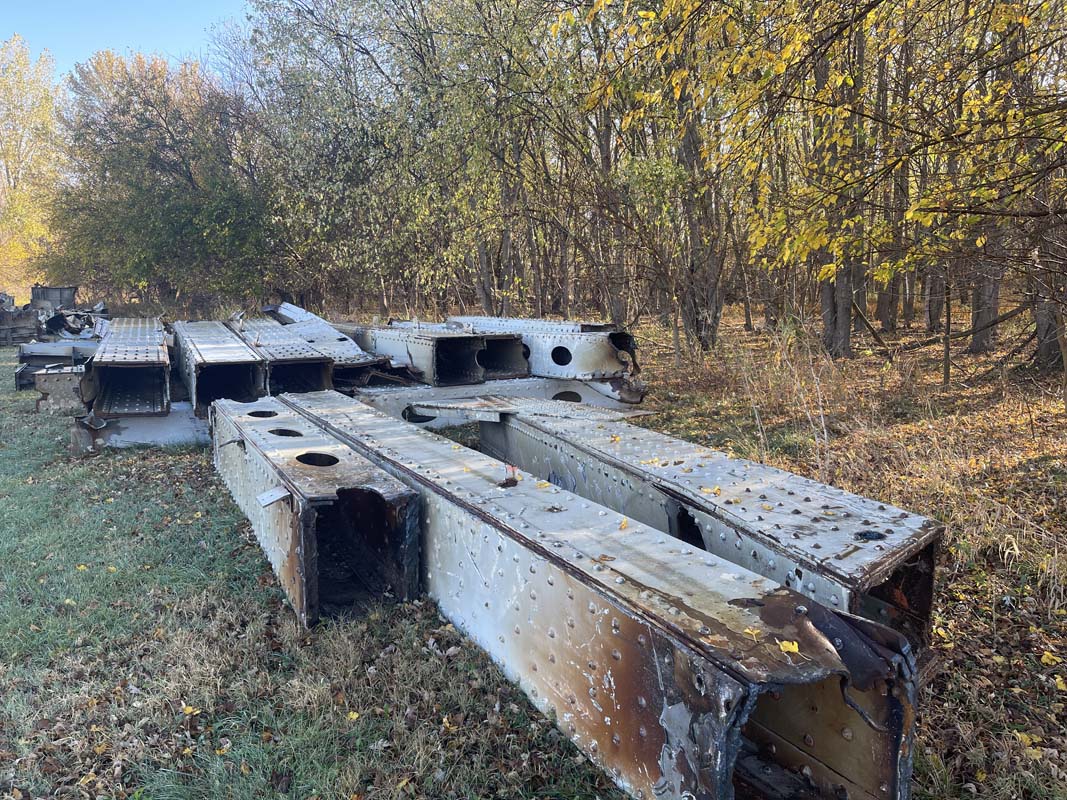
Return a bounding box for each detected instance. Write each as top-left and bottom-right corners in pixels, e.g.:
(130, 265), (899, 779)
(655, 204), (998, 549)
(354, 378), (637, 429)
(83, 318), (170, 418)
(457, 408), (941, 653)
(212, 397), (420, 627)
(226, 318), (333, 394)
(173, 321), (267, 417)
(447, 315), (645, 402)
(282, 390), (918, 800)
(34, 365), (85, 415)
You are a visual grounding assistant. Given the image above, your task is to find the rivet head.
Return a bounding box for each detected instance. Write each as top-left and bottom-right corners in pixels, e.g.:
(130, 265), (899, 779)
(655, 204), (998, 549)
(842, 727), (854, 741)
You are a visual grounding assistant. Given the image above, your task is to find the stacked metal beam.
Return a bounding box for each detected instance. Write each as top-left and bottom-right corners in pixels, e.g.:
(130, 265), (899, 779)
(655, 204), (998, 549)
(264, 303), (391, 390)
(336, 323), (502, 386)
(354, 377), (638, 428)
(267, 390), (918, 800)
(407, 396), (941, 654)
(448, 315), (645, 402)
(81, 317), (170, 418)
(173, 321), (267, 417)
(212, 397), (420, 626)
(227, 317), (333, 395)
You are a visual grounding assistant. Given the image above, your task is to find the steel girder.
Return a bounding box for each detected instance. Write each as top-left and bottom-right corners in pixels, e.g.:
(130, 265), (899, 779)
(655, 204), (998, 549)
(279, 390), (918, 800)
(418, 397), (941, 655)
(353, 378), (639, 429)
(211, 397), (420, 627)
(226, 318), (334, 395)
(447, 315), (645, 403)
(263, 304), (391, 390)
(173, 321), (267, 417)
(81, 317), (170, 418)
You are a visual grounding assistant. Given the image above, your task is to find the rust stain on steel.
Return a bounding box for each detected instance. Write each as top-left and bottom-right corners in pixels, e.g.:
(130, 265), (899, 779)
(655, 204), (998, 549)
(466, 407), (940, 654)
(281, 390), (918, 800)
(211, 397), (420, 627)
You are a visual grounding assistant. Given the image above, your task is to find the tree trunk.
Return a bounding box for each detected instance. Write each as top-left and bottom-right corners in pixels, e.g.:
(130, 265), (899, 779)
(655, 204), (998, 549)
(966, 262), (1003, 353)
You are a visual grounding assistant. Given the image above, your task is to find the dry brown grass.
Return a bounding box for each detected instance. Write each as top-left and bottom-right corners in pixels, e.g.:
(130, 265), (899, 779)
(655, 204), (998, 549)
(636, 310), (1067, 798)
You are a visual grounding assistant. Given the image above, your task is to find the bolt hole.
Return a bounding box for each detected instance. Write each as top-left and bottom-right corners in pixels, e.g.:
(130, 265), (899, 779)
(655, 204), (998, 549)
(552, 390), (582, 403)
(248, 410), (277, 418)
(268, 428), (303, 437)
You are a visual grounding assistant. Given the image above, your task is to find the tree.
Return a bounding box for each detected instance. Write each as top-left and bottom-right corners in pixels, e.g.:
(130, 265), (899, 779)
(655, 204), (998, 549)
(0, 35), (59, 300)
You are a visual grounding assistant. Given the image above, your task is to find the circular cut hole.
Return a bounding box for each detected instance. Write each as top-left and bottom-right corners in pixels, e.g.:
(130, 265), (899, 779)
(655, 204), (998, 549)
(402, 407), (438, 424)
(552, 391), (582, 403)
(551, 346), (573, 366)
(268, 428), (304, 437)
(296, 452), (339, 467)
(248, 410), (278, 418)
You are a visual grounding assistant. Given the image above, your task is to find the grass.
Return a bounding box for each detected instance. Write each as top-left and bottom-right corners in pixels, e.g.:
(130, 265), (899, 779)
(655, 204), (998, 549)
(2, 306), (1066, 800)
(0, 346), (625, 800)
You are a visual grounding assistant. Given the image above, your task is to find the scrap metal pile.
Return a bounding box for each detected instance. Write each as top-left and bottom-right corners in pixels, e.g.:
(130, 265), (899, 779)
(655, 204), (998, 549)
(10, 303), (942, 799)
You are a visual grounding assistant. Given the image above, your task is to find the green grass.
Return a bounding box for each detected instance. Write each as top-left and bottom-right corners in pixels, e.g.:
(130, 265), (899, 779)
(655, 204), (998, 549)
(0, 346), (624, 800)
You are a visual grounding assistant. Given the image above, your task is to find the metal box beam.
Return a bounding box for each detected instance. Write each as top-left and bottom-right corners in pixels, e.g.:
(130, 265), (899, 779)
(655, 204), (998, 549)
(263, 303), (392, 390)
(447, 316), (645, 402)
(425, 399), (940, 653)
(281, 390), (918, 800)
(212, 397), (420, 627)
(337, 324), (494, 386)
(227, 317), (334, 395)
(354, 378), (638, 429)
(173, 321), (267, 417)
(81, 317), (170, 418)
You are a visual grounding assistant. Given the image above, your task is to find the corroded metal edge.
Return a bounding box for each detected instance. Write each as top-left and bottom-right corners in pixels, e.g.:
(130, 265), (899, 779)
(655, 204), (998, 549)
(281, 390), (917, 800)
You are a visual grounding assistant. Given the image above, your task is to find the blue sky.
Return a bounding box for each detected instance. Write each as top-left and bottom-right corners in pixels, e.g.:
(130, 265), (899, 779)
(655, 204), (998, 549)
(5, 0), (250, 76)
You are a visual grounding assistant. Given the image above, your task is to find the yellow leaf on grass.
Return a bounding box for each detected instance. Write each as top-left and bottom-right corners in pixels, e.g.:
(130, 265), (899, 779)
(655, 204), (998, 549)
(1056, 675), (1066, 691)
(347, 711), (360, 721)
(76, 564), (88, 571)
(182, 705), (201, 716)
(744, 627), (761, 641)
(779, 640), (800, 654)
(1041, 651), (1062, 666)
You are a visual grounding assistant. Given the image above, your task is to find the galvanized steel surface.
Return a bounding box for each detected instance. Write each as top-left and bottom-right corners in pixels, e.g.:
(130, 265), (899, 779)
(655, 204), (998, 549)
(281, 390), (918, 800)
(94, 317), (168, 366)
(466, 409), (940, 649)
(212, 397), (419, 627)
(355, 378), (634, 429)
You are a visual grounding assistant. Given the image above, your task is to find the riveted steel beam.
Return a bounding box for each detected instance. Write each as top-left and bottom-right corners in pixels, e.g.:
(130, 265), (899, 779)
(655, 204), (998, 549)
(174, 321), (267, 417)
(335, 323), (499, 386)
(80, 317), (170, 418)
(227, 317), (334, 395)
(211, 397), (420, 627)
(263, 304), (392, 390)
(447, 316), (645, 403)
(424, 399), (940, 654)
(353, 378), (638, 429)
(281, 390), (918, 800)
